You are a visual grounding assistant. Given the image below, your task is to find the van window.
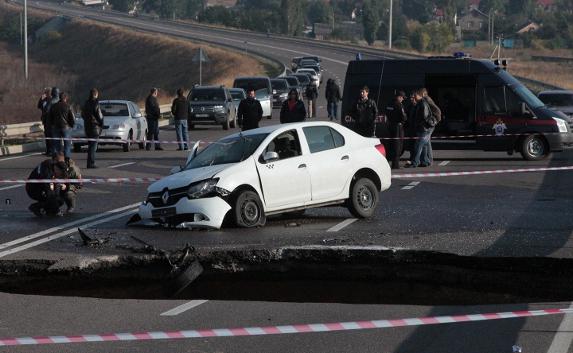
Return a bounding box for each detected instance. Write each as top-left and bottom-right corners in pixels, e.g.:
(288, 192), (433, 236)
(506, 89), (523, 116)
(483, 87), (506, 115)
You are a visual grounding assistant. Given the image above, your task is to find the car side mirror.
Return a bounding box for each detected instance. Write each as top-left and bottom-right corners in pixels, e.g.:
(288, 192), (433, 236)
(170, 166), (182, 175)
(263, 151), (279, 163)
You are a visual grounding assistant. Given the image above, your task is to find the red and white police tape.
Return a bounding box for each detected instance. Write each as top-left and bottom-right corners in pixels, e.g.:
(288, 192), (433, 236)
(1, 165), (573, 184)
(1, 307), (572, 347)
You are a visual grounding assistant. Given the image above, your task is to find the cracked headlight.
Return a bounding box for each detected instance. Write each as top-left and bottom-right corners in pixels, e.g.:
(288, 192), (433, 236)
(187, 179), (219, 199)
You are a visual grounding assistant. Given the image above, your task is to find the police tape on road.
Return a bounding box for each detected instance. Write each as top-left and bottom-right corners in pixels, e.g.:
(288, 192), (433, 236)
(1, 307), (572, 347)
(2, 165), (573, 184)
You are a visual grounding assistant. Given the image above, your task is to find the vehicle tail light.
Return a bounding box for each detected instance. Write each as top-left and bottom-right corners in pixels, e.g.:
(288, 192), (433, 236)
(375, 144), (386, 157)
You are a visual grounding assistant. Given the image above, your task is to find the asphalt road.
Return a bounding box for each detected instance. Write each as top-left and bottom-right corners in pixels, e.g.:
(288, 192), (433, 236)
(1, 2), (573, 352)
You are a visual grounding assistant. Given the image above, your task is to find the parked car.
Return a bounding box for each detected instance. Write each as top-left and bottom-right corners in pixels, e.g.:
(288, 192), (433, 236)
(229, 88), (246, 117)
(72, 100), (148, 152)
(292, 73), (312, 97)
(284, 76), (303, 96)
(233, 77), (273, 119)
(296, 68), (320, 88)
(292, 56), (321, 71)
(136, 121), (391, 229)
(298, 62), (322, 83)
(270, 78), (291, 109)
(538, 90), (573, 119)
(187, 85), (237, 130)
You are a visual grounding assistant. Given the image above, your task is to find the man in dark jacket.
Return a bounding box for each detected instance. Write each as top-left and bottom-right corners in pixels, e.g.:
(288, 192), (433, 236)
(305, 83), (318, 118)
(280, 89), (306, 124)
(44, 87), (60, 155)
(325, 79), (341, 121)
(408, 88), (441, 168)
(82, 88), (103, 168)
(145, 88), (163, 151)
(237, 87), (263, 131)
(171, 88), (190, 150)
(48, 92), (75, 161)
(347, 86), (378, 137)
(385, 91), (407, 169)
(37, 88), (52, 155)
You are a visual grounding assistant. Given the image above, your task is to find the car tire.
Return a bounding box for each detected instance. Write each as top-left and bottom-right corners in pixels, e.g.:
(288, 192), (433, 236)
(347, 178), (379, 218)
(139, 131), (147, 149)
(123, 131), (132, 152)
(222, 118), (230, 130)
(521, 134), (549, 161)
(73, 143), (81, 153)
(233, 190), (266, 228)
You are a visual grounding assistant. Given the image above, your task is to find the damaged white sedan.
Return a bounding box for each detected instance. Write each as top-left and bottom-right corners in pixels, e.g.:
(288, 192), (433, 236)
(135, 121), (391, 229)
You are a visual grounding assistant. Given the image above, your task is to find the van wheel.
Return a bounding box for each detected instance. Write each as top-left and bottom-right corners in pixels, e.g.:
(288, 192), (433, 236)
(347, 178), (379, 218)
(233, 190), (266, 228)
(521, 134), (548, 161)
(139, 131), (147, 149)
(123, 131), (132, 152)
(73, 143), (81, 153)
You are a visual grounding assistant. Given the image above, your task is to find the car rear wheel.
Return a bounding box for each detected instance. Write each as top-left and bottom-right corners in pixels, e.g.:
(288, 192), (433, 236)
(347, 178), (379, 218)
(233, 190), (266, 228)
(521, 134), (549, 161)
(139, 131), (147, 149)
(123, 131), (132, 152)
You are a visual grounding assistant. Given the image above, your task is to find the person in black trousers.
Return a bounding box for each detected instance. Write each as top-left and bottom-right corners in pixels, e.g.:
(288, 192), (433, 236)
(385, 91), (407, 169)
(82, 88), (104, 168)
(145, 88), (163, 150)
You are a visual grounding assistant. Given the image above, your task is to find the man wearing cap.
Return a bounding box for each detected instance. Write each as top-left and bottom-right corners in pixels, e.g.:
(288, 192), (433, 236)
(385, 90), (408, 169)
(237, 86), (263, 131)
(347, 86), (378, 138)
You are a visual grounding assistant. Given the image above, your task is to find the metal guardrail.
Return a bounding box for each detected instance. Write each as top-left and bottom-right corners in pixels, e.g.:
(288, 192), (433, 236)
(531, 55), (573, 63)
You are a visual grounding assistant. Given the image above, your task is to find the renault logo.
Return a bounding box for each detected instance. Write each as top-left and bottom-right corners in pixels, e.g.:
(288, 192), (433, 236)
(161, 190), (169, 205)
(201, 107), (205, 112)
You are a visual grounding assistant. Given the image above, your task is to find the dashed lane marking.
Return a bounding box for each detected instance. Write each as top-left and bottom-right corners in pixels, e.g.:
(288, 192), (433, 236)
(439, 161), (451, 166)
(108, 162), (136, 169)
(327, 218), (358, 232)
(401, 181), (420, 190)
(161, 300), (209, 316)
(0, 185), (24, 192)
(0, 152), (42, 162)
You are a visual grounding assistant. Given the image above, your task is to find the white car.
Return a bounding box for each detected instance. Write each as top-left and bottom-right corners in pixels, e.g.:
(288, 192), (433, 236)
(136, 122), (391, 229)
(296, 68), (320, 88)
(72, 100), (148, 152)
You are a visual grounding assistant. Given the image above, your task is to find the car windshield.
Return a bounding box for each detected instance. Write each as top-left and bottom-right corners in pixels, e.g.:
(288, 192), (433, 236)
(539, 93), (573, 107)
(513, 85), (545, 109)
(184, 133), (269, 170)
(234, 79), (270, 94)
(190, 89), (225, 102)
(230, 91), (245, 100)
(294, 75), (310, 84)
(100, 103), (130, 117)
(271, 80), (288, 90)
(285, 77), (299, 86)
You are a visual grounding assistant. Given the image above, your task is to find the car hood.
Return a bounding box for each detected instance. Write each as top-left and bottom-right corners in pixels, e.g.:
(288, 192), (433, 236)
(147, 164), (232, 193)
(547, 105), (573, 115)
(102, 116), (130, 125)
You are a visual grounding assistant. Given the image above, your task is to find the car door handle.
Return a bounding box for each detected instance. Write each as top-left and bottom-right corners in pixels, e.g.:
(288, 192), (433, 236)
(341, 155), (349, 161)
(298, 164), (307, 169)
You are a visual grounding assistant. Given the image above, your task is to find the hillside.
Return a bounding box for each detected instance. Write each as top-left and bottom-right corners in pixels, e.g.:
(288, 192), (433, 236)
(0, 1), (267, 124)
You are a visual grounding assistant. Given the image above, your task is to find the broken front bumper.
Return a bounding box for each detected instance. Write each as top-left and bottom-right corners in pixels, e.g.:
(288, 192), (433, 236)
(138, 196), (232, 229)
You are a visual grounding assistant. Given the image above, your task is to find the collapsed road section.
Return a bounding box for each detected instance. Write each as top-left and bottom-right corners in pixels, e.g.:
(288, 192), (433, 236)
(1, 238), (573, 305)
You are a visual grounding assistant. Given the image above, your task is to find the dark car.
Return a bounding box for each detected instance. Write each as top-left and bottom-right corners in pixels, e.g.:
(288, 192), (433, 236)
(270, 78), (291, 108)
(187, 86), (237, 130)
(292, 56), (321, 71)
(284, 76), (303, 97)
(292, 73), (312, 97)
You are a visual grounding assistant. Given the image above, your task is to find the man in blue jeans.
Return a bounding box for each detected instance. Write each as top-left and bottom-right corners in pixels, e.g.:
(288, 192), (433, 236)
(408, 89), (438, 168)
(171, 88), (190, 150)
(48, 92), (75, 162)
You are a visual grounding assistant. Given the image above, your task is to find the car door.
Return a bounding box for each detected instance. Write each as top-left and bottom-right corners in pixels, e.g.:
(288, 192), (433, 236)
(128, 102), (143, 140)
(302, 126), (351, 202)
(256, 130), (311, 210)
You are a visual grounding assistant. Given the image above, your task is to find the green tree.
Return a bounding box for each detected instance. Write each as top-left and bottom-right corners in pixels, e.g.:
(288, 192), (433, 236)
(362, 0), (380, 45)
(402, 0), (434, 23)
(410, 27), (430, 51)
(307, 0), (333, 25)
(109, 0), (137, 12)
(479, 0), (504, 14)
(281, 0), (305, 35)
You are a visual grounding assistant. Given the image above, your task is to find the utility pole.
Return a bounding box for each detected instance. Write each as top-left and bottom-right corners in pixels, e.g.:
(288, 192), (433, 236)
(388, 0), (393, 49)
(24, 0), (28, 80)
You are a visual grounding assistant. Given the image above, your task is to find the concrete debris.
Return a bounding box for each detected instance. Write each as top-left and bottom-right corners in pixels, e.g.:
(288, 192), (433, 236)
(78, 228), (111, 247)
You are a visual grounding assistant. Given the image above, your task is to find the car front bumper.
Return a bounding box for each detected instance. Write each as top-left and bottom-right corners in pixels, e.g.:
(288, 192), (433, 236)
(189, 113), (228, 124)
(138, 196), (232, 229)
(71, 129), (128, 145)
(547, 131), (573, 151)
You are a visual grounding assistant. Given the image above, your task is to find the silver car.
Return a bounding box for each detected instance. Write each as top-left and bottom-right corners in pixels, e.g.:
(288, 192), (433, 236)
(73, 100), (148, 152)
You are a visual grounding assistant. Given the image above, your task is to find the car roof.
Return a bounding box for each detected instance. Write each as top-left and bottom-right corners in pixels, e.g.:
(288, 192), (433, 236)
(227, 121), (351, 138)
(539, 90), (573, 95)
(192, 86), (226, 90)
(234, 76), (270, 81)
(99, 100), (133, 104)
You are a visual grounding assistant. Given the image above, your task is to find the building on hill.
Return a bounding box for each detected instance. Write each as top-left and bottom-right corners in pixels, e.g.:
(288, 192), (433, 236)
(459, 7), (488, 32)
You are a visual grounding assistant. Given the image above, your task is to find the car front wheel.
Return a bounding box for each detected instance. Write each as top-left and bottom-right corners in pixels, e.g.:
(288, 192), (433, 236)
(347, 178), (379, 218)
(123, 131), (132, 152)
(139, 131), (147, 149)
(233, 190), (266, 228)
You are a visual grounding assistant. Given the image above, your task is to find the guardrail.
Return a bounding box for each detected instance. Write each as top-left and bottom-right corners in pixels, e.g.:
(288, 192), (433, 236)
(531, 55), (573, 63)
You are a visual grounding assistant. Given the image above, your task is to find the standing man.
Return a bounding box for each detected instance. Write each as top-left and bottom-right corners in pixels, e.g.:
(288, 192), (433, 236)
(48, 92), (75, 162)
(82, 88), (103, 169)
(145, 88), (163, 151)
(237, 86), (263, 131)
(385, 91), (407, 169)
(404, 93), (418, 166)
(37, 88), (52, 155)
(347, 86), (378, 137)
(408, 88), (440, 168)
(280, 88), (307, 124)
(325, 79), (342, 121)
(171, 88), (190, 150)
(305, 83), (318, 118)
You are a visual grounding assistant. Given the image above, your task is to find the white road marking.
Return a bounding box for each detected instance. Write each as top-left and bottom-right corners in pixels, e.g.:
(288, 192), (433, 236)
(108, 162), (136, 169)
(0, 152), (42, 162)
(547, 303), (573, 353)
(160, 300), (209, 316)
(0, 208), (138, 258)
(327, 218), (358, 232)
(0, 203), (140, 250)
(0, 185), (24, 192)
(438, 161), (451, 166)
(401, 181), (420, 190)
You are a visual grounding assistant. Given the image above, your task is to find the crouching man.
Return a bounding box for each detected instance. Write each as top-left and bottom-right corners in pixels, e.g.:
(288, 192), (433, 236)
(26, 152), (82, 217)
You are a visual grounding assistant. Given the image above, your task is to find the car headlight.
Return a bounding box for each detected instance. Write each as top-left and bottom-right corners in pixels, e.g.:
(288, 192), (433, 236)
(112, 124), (126, 130)
(187, 179), (219, 199)
(280, 93), (288, 99)
(190, 107), (195, 113)
(214, 105), (225, 112)
(553, 117), (568, 133)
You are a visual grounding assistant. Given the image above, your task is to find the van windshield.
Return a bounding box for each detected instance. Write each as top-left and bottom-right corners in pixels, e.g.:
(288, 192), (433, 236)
(513, 85), (545, 109)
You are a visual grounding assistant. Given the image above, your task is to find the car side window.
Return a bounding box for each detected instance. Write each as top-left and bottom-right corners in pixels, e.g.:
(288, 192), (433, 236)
(331, 128), (345, 148)
(265, 130), (302, 160)
(303, 126), (340, 153)
(127, 103), (135, 117)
